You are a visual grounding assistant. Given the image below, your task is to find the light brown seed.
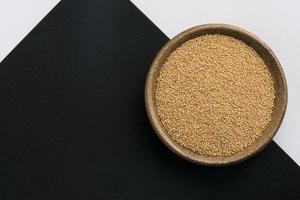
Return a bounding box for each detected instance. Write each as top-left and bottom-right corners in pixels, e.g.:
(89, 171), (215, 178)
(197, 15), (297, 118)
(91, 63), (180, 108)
(155, 34), (275, 157)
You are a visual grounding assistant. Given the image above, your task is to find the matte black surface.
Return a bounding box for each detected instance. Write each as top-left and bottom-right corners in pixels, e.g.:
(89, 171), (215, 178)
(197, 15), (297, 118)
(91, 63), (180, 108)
(0, 0), (299, 199)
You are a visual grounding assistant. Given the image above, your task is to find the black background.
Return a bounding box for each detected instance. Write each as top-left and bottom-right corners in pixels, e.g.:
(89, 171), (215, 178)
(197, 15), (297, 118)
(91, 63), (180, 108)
(0, 0), (299, 199)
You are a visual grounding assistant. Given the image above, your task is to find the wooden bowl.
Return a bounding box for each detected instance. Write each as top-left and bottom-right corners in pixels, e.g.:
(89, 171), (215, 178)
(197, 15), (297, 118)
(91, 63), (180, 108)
(145, 24), (287, 166)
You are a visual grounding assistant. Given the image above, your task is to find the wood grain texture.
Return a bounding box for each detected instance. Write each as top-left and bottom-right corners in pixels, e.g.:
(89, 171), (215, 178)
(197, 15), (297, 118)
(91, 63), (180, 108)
(145, 24), (287, 166)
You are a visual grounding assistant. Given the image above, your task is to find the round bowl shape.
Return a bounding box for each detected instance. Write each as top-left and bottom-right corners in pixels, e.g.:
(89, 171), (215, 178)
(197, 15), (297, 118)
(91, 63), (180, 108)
(145, 24), (287, 166)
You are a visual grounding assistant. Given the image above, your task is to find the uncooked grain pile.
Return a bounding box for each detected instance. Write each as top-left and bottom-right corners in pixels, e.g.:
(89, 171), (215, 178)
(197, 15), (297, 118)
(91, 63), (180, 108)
(155, 34), (275, 157)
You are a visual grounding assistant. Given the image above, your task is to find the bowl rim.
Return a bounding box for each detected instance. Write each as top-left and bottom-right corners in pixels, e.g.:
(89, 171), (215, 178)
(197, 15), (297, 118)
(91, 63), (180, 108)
(145, 23), (288, 166)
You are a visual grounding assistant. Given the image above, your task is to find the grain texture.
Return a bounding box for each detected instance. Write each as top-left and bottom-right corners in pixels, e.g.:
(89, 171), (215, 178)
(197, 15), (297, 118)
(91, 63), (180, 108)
(155, 34), (275, 156)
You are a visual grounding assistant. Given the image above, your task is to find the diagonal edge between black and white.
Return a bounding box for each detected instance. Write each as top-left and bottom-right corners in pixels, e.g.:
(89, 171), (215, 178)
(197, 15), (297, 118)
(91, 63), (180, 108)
(0, 0), (299, 199)
(129, 0), (300, 166)
(0, 0), (61, 63)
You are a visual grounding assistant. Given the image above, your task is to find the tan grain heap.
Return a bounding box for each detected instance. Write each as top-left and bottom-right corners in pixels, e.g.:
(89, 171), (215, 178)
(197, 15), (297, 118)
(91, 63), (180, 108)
(155, 34), (275, 157)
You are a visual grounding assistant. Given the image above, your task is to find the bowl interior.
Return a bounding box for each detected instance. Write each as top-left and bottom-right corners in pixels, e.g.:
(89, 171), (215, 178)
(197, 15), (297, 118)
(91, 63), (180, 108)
(145, 24), (287, 166)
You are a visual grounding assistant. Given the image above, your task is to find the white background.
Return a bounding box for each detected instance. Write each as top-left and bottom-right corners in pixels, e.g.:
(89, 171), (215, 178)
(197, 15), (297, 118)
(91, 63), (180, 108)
(0, 0), (299, 165)
(0, 0), (60, 61)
